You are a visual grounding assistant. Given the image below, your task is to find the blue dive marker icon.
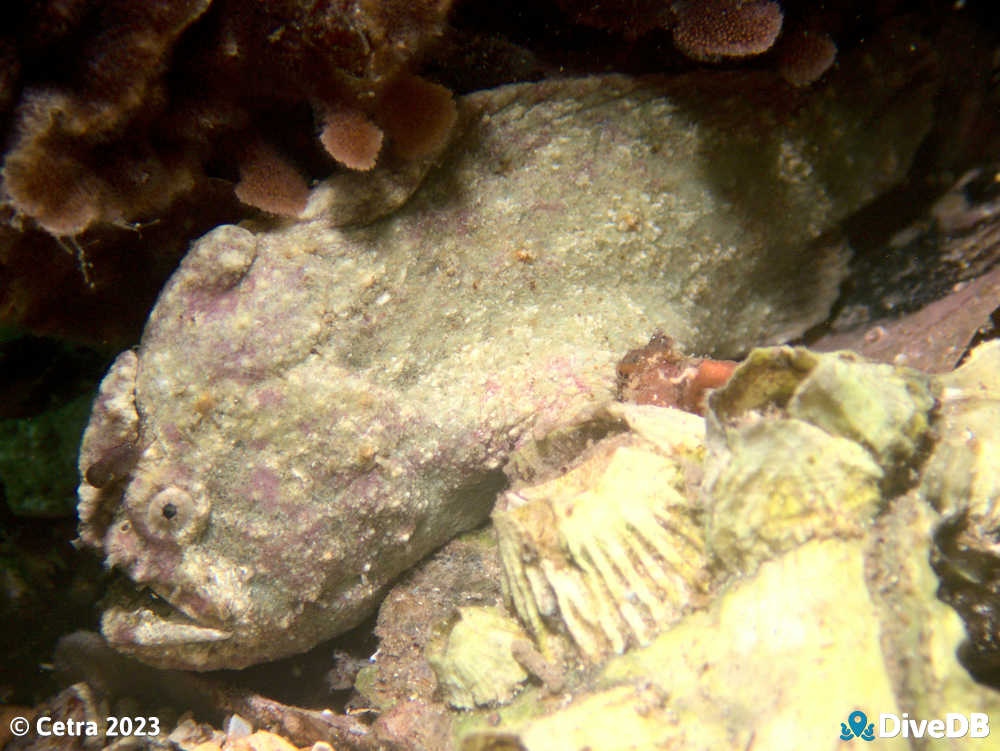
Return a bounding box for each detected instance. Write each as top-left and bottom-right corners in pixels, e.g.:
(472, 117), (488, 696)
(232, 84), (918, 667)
(840, 710), (875, 741)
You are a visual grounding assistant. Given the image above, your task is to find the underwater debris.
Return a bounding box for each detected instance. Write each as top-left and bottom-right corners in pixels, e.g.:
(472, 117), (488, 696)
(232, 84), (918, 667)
(810, 266), (1000, 373)
(459, 540), (905, 751)
(3, 682), (107, 751)
(616, 333), (737, 415)
(811, 165), (1000, 370)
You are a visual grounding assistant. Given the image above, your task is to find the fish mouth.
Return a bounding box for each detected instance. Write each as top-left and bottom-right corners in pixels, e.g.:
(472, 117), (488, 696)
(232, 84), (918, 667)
(99, 580), (235, 669)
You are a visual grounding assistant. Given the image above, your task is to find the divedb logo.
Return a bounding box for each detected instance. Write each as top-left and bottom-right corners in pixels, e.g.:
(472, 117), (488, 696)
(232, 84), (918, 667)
(839, 710), (990, 741)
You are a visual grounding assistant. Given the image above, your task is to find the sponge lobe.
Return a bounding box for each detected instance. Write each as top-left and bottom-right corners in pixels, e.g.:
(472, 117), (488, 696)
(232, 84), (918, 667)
(0, 0), (454, 236)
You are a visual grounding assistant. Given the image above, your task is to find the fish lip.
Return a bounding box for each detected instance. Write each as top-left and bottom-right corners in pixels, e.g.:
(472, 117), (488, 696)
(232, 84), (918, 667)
(101, 580), (234, 650)
(148, 578), (233, 628)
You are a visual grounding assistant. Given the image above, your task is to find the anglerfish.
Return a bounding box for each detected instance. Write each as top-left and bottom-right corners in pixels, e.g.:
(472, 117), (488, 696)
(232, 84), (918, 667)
(74, 67), (905, 668)
(75, 224), (617, 670)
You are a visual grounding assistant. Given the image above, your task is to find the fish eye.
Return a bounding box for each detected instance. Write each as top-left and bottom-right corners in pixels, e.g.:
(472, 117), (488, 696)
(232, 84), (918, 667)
(145, 486), (210, 543)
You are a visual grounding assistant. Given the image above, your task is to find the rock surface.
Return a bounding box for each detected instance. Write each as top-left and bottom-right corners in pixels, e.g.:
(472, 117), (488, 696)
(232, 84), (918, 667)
(78, 67), (931, 670)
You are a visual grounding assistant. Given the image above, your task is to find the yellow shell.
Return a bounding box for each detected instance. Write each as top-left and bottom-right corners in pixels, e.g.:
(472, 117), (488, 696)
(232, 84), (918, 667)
(494, 409), (711, 662)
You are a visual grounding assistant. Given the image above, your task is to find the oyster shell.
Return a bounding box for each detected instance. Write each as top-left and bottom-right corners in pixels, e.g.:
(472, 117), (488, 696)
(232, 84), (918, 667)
(494, 408), (711, 662)
(704, 347), (935, 569)
(426, 606), (531, 709)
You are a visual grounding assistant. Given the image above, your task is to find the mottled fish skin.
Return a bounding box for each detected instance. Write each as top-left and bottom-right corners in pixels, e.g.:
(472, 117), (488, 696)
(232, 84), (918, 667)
(76, 224), (607, 670)
(76, 66), (930, 669)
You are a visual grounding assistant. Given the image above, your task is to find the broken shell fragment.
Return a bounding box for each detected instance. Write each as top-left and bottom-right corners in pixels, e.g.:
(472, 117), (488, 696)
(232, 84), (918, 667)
(919, 343), (1000, 668)
(703, 346), (937, 570)
(785, 353), (935, 472)
(705, 417), (882, 570)
(434, 344), (1000, 749)
(920, 399), (1000, 520)
(494, 424), (711, 662)
(461, 540), (906, 751)
(920, 341), (1000, 520)
(426, 606), (531, 709)
(707, 347), (935, 474)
